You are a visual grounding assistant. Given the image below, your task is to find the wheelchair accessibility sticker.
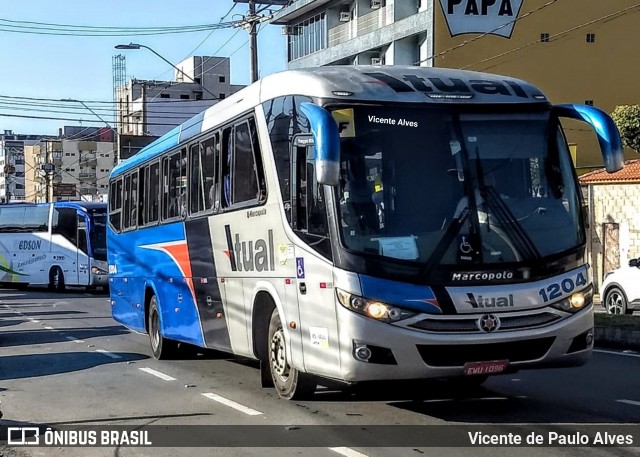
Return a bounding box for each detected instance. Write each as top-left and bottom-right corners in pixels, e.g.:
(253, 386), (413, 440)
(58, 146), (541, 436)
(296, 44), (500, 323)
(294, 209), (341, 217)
(296, 257), (305, 279)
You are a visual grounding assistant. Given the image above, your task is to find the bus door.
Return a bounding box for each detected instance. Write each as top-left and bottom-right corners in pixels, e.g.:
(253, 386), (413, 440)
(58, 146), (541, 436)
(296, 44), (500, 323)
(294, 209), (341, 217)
(76, 213), (90, 286)
(291, 136), (341, 378)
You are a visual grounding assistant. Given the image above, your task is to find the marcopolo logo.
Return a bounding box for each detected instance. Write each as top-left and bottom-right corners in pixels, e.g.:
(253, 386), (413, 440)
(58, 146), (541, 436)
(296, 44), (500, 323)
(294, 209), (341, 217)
(452, 270), (515, 282)
(439, 0), (524, 38)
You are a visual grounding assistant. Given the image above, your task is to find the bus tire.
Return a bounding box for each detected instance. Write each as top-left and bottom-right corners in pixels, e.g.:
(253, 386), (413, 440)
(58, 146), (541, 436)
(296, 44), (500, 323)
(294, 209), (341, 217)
(49, 266), (65, 292)
(147, 295), (178, 360)
(268, 309), (316, 400)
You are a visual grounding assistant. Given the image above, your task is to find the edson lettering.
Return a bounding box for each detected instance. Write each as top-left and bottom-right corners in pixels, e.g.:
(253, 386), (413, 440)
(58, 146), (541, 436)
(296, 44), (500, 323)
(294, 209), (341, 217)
(19, 240), (41, 250)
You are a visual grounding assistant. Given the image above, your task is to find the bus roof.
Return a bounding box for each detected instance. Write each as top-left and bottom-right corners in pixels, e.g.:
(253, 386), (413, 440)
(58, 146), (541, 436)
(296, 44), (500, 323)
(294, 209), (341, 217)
(111, 66), (548, 177)
(54, 201), (107, 212)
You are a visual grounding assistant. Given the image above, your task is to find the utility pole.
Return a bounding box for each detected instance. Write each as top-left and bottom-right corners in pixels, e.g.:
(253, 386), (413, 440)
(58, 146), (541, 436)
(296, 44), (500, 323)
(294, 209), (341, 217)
(249, 0), (258, 83)
(234, 0), (288, 83)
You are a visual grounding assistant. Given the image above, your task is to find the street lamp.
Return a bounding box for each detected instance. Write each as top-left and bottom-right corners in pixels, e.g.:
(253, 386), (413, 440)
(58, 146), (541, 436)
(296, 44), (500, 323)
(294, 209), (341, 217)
(114, 43), (218, 99)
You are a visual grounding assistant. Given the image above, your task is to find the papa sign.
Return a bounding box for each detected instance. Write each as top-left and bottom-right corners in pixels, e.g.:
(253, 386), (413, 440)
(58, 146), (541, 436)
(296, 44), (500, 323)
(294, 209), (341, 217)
(439, 0), (524, 38)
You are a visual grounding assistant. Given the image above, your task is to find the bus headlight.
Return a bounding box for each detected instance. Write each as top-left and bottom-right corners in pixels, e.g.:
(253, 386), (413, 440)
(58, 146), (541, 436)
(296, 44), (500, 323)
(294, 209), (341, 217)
(91, 266), (107, 275)
(336, 289), (416, 323)
(551, 287), (593, 313)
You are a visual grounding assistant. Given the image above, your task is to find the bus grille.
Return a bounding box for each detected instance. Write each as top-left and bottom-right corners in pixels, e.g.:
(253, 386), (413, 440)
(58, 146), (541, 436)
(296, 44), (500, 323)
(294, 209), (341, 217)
(408, 312), (561, 333)
(416, 337), (556, 367)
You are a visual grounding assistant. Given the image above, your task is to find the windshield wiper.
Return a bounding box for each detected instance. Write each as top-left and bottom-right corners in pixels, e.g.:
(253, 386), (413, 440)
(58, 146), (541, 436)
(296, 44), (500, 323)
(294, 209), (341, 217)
(483, 185), (543, 265)
(421, 208), (469, 277)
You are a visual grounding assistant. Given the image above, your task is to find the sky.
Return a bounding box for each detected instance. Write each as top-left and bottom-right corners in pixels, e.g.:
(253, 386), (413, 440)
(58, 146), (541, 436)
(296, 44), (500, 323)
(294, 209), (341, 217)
(0, 0), (288, 136)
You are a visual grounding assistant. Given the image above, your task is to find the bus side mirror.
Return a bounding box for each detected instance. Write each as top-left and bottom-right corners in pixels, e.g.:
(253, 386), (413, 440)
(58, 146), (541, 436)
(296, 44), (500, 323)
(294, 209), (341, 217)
(300, 102), (340, 186)
(553, 104), (624, 173)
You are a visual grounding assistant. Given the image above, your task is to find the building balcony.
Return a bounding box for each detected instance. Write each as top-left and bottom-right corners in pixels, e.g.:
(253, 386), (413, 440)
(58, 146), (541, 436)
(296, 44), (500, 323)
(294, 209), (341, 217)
(79, 156), (97, 167)
(79, 171), (97, 180)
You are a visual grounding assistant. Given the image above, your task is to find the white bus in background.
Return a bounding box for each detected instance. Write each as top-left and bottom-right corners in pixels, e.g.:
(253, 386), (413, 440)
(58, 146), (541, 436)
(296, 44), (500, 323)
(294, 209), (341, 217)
(0, 202), (108, 291)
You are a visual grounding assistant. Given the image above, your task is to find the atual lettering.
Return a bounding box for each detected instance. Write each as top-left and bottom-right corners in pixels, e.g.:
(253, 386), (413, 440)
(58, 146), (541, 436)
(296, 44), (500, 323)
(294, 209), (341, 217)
(224, 225), (275, 272)
(466, 292), (514, 308)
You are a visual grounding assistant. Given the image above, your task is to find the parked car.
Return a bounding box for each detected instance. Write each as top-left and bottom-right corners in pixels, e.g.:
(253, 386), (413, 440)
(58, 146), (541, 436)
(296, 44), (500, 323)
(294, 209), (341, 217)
(601, 258), (640, 315)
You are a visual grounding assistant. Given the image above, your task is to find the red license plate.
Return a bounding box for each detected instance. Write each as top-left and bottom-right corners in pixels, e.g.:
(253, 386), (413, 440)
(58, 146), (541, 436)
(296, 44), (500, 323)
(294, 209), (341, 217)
(463, 360), (509, 376)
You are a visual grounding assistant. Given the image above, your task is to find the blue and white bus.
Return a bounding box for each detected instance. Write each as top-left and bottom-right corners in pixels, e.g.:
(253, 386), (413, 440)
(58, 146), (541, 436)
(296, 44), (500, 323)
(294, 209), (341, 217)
(108, 66), (623, 399)
(0, 201), (108, 291)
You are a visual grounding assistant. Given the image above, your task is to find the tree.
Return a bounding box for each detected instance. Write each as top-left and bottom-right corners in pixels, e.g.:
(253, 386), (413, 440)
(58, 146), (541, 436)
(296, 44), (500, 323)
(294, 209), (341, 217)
(611, 105), (640, 153)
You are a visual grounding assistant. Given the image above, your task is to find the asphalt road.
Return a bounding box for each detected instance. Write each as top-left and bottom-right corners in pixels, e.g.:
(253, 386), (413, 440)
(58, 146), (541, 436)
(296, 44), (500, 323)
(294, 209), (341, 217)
(1, 289), (639, 457)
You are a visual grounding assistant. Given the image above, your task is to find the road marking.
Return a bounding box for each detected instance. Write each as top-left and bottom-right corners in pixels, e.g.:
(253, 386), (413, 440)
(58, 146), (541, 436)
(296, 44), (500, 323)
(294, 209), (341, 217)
(617, 399), (640, 407)
(201, 393), (263, 416)
(44, 326), (54, 330)
(329, 447), (370, 457)
(95, 349), (122, 359)
(30, 319), (40, 323)
(139, 367), (176, 381)
(595, 349), (640, 359)
(66, 336), (85, 344)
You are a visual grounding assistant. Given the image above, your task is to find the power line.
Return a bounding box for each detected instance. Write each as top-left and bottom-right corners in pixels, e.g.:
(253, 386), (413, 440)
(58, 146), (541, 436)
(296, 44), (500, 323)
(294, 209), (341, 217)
(0, 17), (240, 36)
(0, 111), (194, 127)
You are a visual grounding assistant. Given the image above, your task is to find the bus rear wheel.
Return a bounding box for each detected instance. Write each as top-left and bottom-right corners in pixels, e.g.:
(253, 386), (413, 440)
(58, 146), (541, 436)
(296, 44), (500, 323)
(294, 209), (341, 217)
(268, 309), (316, 400)
(147, 295), (178, 359)
(49, 266), (65, 292)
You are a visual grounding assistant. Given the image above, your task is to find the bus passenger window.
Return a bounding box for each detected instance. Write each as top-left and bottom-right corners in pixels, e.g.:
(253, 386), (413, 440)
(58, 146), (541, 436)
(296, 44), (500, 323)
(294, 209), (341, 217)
(123, 175), (131, 229)
(130, 171), (138, 229)
(148, 162), (160, 223)
(221, 127), (232, 208)
(109, 178), (122, 231)
(233, 120), (260, 204)
(202, 137), (216, 210)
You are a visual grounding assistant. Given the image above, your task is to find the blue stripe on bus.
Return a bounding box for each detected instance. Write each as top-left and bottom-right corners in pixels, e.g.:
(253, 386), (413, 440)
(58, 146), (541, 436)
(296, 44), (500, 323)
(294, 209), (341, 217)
(107, 222), (205, 346)
(359, 275), (442, 314)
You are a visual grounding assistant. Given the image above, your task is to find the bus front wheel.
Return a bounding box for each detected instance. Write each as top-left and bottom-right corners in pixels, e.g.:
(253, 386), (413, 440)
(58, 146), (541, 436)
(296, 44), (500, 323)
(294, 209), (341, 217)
(49, 266), (65, 292)
(268, 309), (316, 400)
(148, 295), (178, 359)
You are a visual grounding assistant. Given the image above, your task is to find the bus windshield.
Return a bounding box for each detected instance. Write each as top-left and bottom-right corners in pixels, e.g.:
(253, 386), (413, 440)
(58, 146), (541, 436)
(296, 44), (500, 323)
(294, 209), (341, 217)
(89, 210), (107, 262)
(334, 104), (582, 267)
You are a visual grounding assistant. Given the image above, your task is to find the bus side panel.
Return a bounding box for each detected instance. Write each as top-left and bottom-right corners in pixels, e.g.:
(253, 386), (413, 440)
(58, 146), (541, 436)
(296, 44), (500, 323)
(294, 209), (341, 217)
(109, 222), (205, 346)
(184, 217), (232, 352)
(0, 233), (53, 286)
(108, 228), (144, 331)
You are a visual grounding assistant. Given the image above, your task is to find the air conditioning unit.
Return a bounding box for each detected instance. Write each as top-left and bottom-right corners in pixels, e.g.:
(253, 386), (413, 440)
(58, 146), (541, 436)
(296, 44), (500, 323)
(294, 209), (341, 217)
(371, 57), (382, 65)
(339, 11), (350, 22)
(281, 26), (298, 35)
(371, 0), (382, 9)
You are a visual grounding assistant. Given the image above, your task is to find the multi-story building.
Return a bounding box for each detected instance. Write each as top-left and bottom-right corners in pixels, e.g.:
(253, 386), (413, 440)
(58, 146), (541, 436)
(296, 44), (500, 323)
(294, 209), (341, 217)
(24, 127), (115, 203)
(116, 55), (243, 161)
(271, 0), (640, 168)
(1, 131), (57, 203)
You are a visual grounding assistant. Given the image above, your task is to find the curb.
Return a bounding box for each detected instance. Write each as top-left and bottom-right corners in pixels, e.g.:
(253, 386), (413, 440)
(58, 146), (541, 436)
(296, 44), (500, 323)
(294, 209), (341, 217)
(594, 326), (640, 352)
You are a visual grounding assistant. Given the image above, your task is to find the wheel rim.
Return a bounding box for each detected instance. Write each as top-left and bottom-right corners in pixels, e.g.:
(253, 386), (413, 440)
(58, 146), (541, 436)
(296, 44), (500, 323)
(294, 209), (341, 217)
(150, 308), (160, 350)
(53, 269), (60, 288)
(270, 327), (290, 381)
(606, 291), (624, 315)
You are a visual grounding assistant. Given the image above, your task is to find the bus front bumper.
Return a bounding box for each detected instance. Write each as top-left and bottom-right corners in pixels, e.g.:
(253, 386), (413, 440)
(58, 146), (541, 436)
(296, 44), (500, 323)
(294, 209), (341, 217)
(335, 303), (594, 383)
